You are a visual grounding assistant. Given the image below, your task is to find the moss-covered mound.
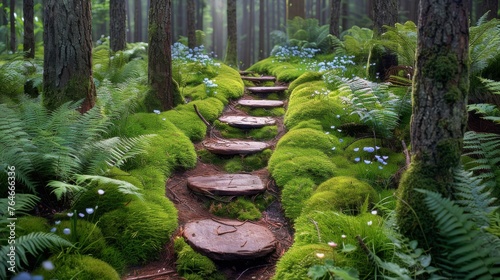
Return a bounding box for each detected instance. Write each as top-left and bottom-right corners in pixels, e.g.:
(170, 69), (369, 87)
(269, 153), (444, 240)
(174, 238), (225, 280)
(99, 200), (178, 265)
(209, 197), (262, 221)
(288, 71), (324, 92)
(268, 147), (327, 173)
(303, 176), (378, 215)
(36, 255), (120, 280)
(281, 177), (316, 220)
(276, 127), (340, 154)
(16, 216), (50, 236)
(272, 156), (336, 187)
(53, 220), (107, 257)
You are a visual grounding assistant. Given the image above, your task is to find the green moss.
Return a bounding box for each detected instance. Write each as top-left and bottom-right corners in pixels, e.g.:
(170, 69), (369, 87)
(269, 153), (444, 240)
(268, 147), (328, 173)
(422, 51), (458, 84)
(289, 119), (324, 131)
(241, 107), (285, 117)
(272, 244), (337, 280)
(197, 149), (226, 165)
(276, 67), (308, 82)
(176, 97), (225, 122)
(248, 125), (278, 140)
(293, 211), (391, 277)
(209, 197), (262, 220)
(285, 99), (347, 130)
(100, 246), (127, 274)
(214, 121), (278, 141)
(173, 237), (225, 280)
(162, 110), (207, 141)
(54, 220), (106, 257)
(281, 178), (316, 220)
(246, 57), (275, 74)
(16, 216), (50, 236)
(303, 176), (377, 215)
(129, 166), (166, 192)
(272, 156), (336, 187)
(223, 149), (272, 172)
(288, 72), (325, 92)
(99, 200), (178, 265)
(36, 255), (120, 280)
(276, 128), (340, 154)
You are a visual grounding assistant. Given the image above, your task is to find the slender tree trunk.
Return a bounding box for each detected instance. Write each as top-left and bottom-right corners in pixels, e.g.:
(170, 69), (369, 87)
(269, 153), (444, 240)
(43, 0), (96, 113)
(329, 0), (341, 37)
(1, 0), (6, 26)
(187, 0), (196, 48)
(249, 0), (255, 63)
(148, 0), (178, 110)
(126, 0), (132, 42)
(134, 0), (142, 42)
(196, 0), (203, 30)
(110, 0), (127, 51)
(396, 0), (469, 253)
(225, 0), (237, 67)
(9, 0), (15, 52)
(372, 0), (398, 79)
(258, 0), (265, 60)
(287, 0), (305, 19)
(342, 1), (348, 30)
(23, 0), (35, 58)
(408, 0), (418, 23)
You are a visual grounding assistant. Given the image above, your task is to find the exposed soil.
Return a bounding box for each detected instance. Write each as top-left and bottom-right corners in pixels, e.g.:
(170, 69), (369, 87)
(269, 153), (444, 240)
(123, 87), (292, 280)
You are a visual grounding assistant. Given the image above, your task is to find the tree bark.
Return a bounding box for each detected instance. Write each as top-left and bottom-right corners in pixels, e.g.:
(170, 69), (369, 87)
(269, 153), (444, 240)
(396, 0), (469, 253)
(134, 0), (142, 42)
(329, 0), (341, 37)
(43, 0), (96, 113)
(187, 0), (196, 48)
(23, 0), (35, 58)
(110, 0), (127, 52)
(225, 0), (238, 67)
(258, 0), (265, 60)
(341, 1), (349, 30)
(9, 0), (15, 52)
(287, 0), (305, 20)
(148, 0), (178, 110)
(372, 0), (398, 79)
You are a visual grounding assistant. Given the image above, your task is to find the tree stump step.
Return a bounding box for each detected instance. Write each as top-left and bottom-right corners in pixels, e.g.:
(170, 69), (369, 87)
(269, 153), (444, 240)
(237, 99), (284, 108)
(183, 218), (276, 260)
(187, 174), (265, 196)
(246, 86), (288, 93)
(240, 76), (276, 82)
(202, 140), (271, 155)
(218, 115), (276, 128)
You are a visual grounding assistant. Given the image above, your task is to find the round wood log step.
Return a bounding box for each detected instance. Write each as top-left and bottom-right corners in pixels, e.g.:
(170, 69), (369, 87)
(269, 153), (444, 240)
(246, 86), (288, 93)
(202, 139), (271, 155)
(240, 76), (276, 82)
(187, 174), (265, 196)
(237, 99), (284, 108)
(218, 115), (276, 128)
(183, 218), (276, 260)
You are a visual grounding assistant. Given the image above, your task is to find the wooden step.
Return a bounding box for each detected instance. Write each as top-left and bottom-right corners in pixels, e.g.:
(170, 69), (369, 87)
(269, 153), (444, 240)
(246, 86), (288, 94)
(202, 139), (270, 155)
(239, 70), (255, 75)
(218, 115), (276, 129)
(183, 218), (276, 260)
(240, 76), (276, 82)
(187, 174), (265, 196)
(237, 99), (284, 108)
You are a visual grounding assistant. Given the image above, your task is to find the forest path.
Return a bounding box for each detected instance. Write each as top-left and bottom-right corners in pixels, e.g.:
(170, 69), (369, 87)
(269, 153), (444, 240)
(123, 76), (293, 280)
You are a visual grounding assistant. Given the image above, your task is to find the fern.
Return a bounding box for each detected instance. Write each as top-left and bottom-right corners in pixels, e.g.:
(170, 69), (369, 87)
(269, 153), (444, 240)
(418, 189), (500, 279)
(0, 232), (72, 278)
(469, 17), (500, 75)
(379, 21), (417, 67)
(462, 131), (500, 190)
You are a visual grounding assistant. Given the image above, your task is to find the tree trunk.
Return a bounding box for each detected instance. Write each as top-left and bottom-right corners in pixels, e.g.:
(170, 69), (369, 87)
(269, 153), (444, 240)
(187, 0), (196, 48)
(126, 0), (132, 42)
(258, 0), (265, 60)
(43, 0), (96, 113)
(225, 0), (237, 67)
(110, 0), (127, 52)
(196, 0), (203, 30)
(329, 0), (341, 37)
(396, 0), (469, 253)
(372, 0), (398, 79)
(287, 0), (305, 19)
(341, 1), (349, 30)
(23, 0), (35, 58)
(134, 0), (142, 42)
(148, 0), (178, 110)
(9, 0), (15, 52)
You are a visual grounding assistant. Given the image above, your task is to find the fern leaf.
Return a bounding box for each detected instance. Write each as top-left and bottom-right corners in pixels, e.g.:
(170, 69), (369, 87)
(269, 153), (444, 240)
(75, 174), (143, 199)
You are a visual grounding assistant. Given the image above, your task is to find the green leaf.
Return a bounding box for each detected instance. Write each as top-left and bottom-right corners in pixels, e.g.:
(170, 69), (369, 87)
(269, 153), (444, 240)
(341, 244), (357, 253)
(308, 264), (328, 279)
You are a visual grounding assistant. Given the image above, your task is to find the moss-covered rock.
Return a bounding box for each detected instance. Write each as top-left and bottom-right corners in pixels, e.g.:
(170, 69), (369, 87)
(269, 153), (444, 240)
(129, 166), (166, 192)
(222, 149), (272, 173)
(281, 178), (316, 220)
(99, 246), (127, 274)
(16, 216), (50, 236)
(285, 99), (346, 130)
(272, 156), (336, 187)
(246, 57), (275, 74)
(288, 71), (324, 92)
(268, 147), (328, 173)
(303, 176), (377, 215)
(209, 197), (262, 221)
(99, 200), (178, 265)
(272, 244), (337, 280)
(174, 238), (225, 280)
(161, 110), (207, 141)
(36, 255), (120, 280)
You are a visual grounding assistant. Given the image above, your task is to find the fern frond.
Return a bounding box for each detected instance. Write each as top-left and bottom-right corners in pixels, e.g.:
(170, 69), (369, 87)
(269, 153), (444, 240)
(0, 232), (72, 278)
(463, 131), (500, 184)
(46, 180), (87, 201)
(0, 194), (40, 217)
(418, 189), (500, 279)
(75, 174), (143, 199)
(469, 18), (500, 74)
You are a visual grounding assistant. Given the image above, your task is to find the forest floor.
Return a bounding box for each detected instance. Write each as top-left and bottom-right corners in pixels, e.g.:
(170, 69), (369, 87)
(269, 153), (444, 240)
(122, 87), (293, 280)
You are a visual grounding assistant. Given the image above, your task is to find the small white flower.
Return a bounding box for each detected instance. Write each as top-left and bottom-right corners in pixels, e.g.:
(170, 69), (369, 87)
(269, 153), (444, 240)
(316, 253), (325, 259)
(153, 109), (161, 114)
(378, 166), (383, 170)
(79, 213), (85, 218)
(337, 129), (342, 132)
(353, 147), (359, 152)
(97, 189), (105, 195)
(328, 241), (338, 248)
(382, 155), (389, 160)
(162, 118), (166, 121)
(325, 131), (330, 135)
(86, 208), (94, 215)
(364, 160), (372, 164)
(367, 221), (373, 226)
(42, 260), (55, 271)
(331, 147), (336, 150)
(330, 125), (336, 129)
(354, 157), (361, 162)
(63, 228), (71, 235)
(50, 227), (56, 233)
(54, 220), (61, 225)
(341, 234), (346, 239)
(363, 147), (375, 153)
(371, 210), (378, 215)
(336, 115), (341, 118)
(67, 212), (74, 217)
